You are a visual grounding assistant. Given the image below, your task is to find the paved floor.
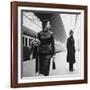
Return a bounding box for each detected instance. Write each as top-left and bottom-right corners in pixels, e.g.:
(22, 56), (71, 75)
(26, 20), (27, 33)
(23, 50), (81, 77)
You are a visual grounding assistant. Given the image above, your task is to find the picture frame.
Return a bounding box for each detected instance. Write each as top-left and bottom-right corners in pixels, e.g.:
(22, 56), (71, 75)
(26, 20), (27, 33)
(11, 1), (88, 88)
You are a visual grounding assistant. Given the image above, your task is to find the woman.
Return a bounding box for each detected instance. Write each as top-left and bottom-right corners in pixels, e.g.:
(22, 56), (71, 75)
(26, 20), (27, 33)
(37, 20), (55, 76)
(66, 30), (76, 72)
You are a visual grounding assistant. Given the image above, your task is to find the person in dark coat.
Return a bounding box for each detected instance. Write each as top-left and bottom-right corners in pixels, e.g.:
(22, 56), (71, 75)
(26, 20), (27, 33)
(66, 30), (76, 72)
(37, 20), (55, 76)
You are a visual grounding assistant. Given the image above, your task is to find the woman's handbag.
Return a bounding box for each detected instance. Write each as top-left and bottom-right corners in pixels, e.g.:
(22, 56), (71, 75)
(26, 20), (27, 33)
(52, 57), (56, 70)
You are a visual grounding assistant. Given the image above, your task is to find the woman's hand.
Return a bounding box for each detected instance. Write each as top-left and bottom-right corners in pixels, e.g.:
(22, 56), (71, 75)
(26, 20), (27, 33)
(32, 39), (40, 46)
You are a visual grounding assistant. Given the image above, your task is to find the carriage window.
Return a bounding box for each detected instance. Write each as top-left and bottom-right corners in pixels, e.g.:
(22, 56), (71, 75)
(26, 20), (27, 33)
(25, 37), (27, 47)
(29, 38), (31, 46)
(23, 37), (24, 46)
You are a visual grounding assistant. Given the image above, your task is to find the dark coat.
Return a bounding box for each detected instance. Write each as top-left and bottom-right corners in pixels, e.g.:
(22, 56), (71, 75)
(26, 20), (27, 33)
(67, 36), (76, 63)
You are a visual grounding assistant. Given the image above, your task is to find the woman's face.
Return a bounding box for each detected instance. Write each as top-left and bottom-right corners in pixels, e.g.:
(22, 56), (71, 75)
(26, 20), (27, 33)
(46, 21), (51, 29)
(43, 21), (51, 32)
(44, 21), (51, 31)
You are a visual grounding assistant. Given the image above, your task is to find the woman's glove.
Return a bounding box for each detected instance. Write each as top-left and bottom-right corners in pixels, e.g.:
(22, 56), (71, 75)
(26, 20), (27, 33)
(32, 39), (40, 46)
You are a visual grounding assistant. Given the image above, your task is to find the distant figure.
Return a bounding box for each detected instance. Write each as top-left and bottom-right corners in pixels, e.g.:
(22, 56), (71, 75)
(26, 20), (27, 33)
(37, 20), (55, 76)
(66, 30), (76, 72)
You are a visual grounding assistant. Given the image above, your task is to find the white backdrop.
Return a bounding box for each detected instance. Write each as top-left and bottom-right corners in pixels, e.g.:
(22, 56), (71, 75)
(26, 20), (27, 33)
(0, 0), (89, 90)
